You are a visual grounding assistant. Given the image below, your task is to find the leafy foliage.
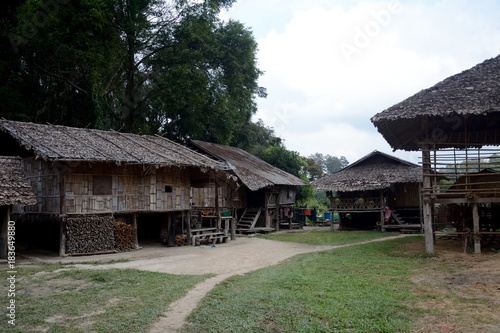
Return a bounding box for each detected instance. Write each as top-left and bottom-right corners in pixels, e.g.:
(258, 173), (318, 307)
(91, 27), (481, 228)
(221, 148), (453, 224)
(1, 0), (263, 143)
(306, 153), (349, 180)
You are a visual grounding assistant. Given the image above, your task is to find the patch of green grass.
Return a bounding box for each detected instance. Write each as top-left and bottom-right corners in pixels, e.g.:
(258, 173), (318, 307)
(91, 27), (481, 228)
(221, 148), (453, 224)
(258, 230), (402, 246)
(184, 237), (426, 333)
(0, 264), (209, 333)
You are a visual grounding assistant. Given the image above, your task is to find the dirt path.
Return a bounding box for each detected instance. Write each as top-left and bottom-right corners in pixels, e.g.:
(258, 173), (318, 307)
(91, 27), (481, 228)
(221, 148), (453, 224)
(41, 234), (413, 333)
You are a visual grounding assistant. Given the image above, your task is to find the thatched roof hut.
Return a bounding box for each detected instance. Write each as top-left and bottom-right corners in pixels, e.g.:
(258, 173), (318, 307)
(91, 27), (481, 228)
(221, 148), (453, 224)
(189, 140), (306, 231)
(371, 55), (500, 151)
(313, 151), (422, 231)
(0, 120), (225, 170)
(0, 120), (236, 255)
(0, 156), (37, 206)
(190, 140), (305, 191)
(371, 54), (500, 254)
(313, 150), (421, 192)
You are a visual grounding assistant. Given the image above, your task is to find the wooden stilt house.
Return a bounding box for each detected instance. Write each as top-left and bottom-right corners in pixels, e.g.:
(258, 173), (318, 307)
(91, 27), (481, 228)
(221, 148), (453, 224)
(0, 156), (37, 258)
(312, 150), (423, 231)
(0, 120), (230, 256)
(189, 140), (306, 233)
(372, 55), (500, 254)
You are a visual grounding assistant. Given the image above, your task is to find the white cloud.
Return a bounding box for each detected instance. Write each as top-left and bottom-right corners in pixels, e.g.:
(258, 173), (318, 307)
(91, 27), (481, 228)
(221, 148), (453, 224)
(227, 0), (500, 163)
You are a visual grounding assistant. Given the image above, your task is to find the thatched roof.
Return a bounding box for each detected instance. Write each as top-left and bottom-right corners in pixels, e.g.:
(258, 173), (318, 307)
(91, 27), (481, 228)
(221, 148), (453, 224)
(371, 55), (500, 150)
(312, 151), (422, 192)
(189, 140), (306, 191)
(0, 156), (37, 206)
(449, 168), (500, 192)
(0, 120), (225, 170)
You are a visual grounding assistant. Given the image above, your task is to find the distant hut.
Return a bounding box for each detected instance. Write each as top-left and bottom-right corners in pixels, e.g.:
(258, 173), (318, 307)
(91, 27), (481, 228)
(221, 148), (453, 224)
(313, 150), (422, 231)
(189, 140), (306, 233)
(0, 120), (229, 255)
(372, 55), (500, 253)
(0, 156), (37, 258)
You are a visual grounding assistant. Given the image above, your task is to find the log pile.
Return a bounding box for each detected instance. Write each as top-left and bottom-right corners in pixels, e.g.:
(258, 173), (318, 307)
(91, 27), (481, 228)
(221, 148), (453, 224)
(175, 234), (187, 246)
(114, 221), (136, 251)
(66, 216), (115, 254)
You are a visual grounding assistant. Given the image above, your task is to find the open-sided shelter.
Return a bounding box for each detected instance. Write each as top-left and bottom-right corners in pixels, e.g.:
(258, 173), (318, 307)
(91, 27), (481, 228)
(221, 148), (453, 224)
(189, 140), (306, 232)
(0, 120), (230, 255)
(372, 55), (500, 253)
(0, 156), (37, 258)
(313, 150), (422, 231)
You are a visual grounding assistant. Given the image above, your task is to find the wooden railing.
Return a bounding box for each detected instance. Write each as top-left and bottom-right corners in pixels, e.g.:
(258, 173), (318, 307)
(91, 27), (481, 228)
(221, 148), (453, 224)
(330, 197), (383, 210)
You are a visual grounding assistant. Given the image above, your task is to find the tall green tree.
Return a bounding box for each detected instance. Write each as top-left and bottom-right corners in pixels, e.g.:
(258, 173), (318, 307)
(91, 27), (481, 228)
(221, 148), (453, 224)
(232, 119), (282, 156)
(1, 0), (265, 143)
(308, 153), (349, 177)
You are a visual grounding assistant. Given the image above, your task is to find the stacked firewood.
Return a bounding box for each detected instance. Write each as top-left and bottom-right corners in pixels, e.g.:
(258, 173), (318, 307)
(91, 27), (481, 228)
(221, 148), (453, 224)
(175, 234), (187, 246)
(66, 216), (115, 254)
(114, 221), (136, 251)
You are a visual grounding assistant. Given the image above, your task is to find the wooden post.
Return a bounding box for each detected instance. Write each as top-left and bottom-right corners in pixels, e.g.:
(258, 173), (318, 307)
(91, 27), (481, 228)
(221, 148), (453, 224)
(330, 210), (335, 232)
(59, 165), (66, 256)
(215, 180), (221, 229)
(379, 190), (385, 232)
(422, 147), (434, 254)
(230, 217), (236, 241)
(168, 213), (176, 247)
(133, 213), (139, 249)
(186, 210), (192, 245)
(276, 211), (280, 232)
(472, 203), (481, 254)
(0, 206), (9, 259)
(59, 217), (66, 257)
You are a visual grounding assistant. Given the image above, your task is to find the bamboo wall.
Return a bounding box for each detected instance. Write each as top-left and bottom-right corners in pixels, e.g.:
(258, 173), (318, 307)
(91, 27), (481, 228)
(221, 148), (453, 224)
(191, 183), (233, 209)
(18, 159), (193, 215)
(277, 187), (296, 205)
(63, 163), (191, 214)
(18, 158), (61, 214)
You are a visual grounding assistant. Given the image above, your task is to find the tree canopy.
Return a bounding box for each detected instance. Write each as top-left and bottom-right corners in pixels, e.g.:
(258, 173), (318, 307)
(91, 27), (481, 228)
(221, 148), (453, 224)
(1, 0), (265, 144)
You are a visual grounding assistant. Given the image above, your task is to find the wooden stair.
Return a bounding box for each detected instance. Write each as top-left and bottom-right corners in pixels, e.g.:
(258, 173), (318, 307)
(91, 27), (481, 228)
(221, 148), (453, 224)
(382, 210), (422, 233)
(391, 211), (405, 224)
(237, 207), (262, 232)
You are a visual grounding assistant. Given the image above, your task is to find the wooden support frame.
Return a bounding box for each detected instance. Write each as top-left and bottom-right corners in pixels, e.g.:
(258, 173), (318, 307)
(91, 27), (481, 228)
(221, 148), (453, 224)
(419, 121), (500, 254)
(0, 206), (10, 259)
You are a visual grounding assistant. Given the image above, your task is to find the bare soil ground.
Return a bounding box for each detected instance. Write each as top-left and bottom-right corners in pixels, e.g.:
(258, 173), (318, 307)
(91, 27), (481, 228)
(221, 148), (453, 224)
(407, 239), (500, 333)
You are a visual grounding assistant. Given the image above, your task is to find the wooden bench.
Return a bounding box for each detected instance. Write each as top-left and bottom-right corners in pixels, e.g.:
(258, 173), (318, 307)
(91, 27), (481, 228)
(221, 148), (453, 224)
(190, 228), (229, 246)
(191, 231), (229, 246)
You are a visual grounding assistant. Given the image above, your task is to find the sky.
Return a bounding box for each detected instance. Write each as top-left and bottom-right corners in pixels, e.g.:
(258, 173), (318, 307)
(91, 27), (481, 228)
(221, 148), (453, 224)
(221, 0), (500, 165)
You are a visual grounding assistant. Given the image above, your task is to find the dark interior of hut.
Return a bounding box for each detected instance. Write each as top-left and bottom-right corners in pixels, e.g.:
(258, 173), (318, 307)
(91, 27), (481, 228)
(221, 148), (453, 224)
(339, 212), (379, 230)
(137, 214), (165, 245)
(16, 219), (60, 254)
